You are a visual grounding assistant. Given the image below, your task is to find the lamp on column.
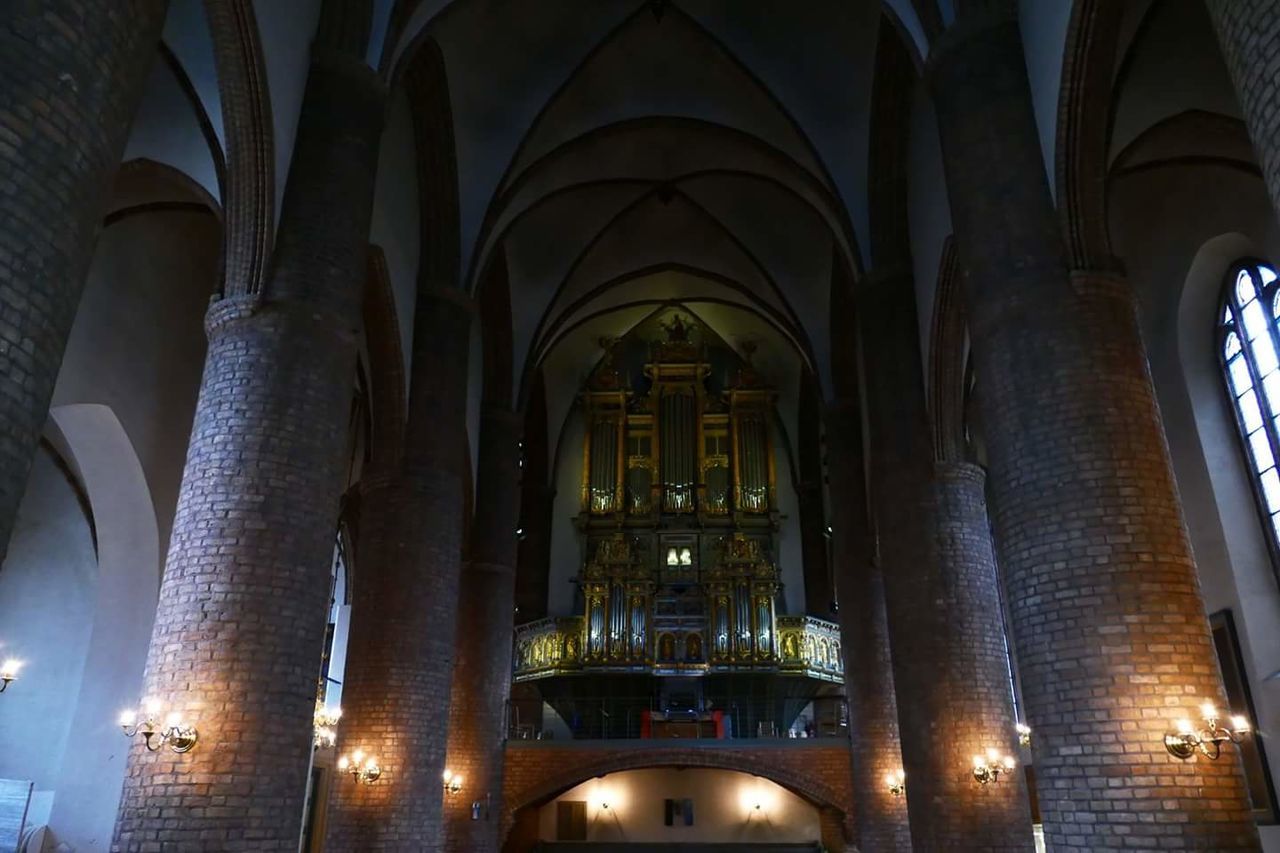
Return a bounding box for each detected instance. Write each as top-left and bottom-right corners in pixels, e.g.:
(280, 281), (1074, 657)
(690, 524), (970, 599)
(972, 748), (1015, 784)
(337, 750), (382, 784)
(885, 769), (906, 797)
(0, 659), (21, 693)
(443, 768), (463, 795)
(313, 702), (342, 749)
(119, 699), (199, 753)
(1164, 702), (1251, 760)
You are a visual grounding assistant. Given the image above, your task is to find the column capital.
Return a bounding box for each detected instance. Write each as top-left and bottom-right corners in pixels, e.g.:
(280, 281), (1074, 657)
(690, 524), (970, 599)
(934, 460), (986, 487)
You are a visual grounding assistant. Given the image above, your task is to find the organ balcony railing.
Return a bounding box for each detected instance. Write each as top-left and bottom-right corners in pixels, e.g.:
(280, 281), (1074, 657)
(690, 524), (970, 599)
(512, 614), (843, 683)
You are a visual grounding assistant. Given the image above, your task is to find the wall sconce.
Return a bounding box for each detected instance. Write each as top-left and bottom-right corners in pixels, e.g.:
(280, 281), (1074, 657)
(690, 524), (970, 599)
(0, 659), (21, 693)
(972, 748), (1015, 784)
(443, 768), (463, 795)
(1164, 703), (1251, 760)
(337, 750), (381, 784)
(119, 701), (198, 753)
(313, 704), (341, 749)
(885, 769), (906, 797)
(1016, 723), (1032, 748)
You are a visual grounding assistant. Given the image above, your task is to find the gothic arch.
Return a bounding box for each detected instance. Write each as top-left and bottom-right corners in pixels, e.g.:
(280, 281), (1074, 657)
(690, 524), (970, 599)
(1054, 0), (1125, 271)
(203, 0), (275, 296)
(503, 747), (852, 838)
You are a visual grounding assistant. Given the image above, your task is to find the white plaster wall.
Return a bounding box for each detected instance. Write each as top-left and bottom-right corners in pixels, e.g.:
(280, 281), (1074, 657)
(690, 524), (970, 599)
(369, 87), (421, 390)
(906, 80), (952, 371)
(123, 54), (220, 202)
(252, 0), (323, 228)
(547, 408), (585, 617)
(0, 451), (97, 802)
(1018, 0), (1073, 196)
(537, 767), (820, 845)
(161, 0), (224, 148)
(774, 436), (804, 617)
(53, 208), (216, 551)
(1109, 0), (1240, 163)
(44, 406), (160, 852)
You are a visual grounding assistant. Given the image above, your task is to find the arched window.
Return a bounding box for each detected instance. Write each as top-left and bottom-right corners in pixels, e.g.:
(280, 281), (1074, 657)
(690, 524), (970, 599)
(1219, 260), (1280, 565)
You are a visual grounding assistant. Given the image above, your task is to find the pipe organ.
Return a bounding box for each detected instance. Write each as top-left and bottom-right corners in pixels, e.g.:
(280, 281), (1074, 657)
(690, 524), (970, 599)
(514, 315), (842, 684)
(579, 316), (778, 522)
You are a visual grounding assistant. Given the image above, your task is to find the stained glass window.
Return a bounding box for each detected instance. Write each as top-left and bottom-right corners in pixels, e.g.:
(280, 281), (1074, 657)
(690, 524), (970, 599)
(1219, 260), (1280, 576)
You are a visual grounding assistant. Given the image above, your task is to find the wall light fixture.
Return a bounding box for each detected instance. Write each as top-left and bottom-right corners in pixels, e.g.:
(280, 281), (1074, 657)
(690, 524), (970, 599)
(0, 659), (20, 693)
(338, 749), (382, 784)
(972, 748), (1015, 785)
(1165, 703), (1251, 761)
(119, 699), (199, 753)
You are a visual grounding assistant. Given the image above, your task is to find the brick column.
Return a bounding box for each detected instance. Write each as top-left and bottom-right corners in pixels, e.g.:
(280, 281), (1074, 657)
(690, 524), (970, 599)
(1207, 0), (1280, 223)
(825, 398), (911, 852)
(444, 407), (522, 852)
(325, 288), (473, 850)
(112, 51), (385, 851)
(860, 268), (1032, 851)
(930, 8), (1261, 850)
(0, 1), (166, 563)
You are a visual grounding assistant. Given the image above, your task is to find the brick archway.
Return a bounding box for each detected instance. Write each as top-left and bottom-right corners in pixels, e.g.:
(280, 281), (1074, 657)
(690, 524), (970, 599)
(502, 743), (855, 851)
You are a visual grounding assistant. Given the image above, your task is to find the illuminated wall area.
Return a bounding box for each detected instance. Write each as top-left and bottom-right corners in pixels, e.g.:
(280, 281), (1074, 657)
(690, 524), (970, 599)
(535, 768), (820, 845)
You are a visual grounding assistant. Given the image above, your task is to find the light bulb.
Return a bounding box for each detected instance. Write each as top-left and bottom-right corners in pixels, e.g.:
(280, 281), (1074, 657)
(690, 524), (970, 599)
(164, 711), (183, 730)
(1002, 755), (1016, 770)
(885, 772), (898, 787)
(1231, 715), (1250, 733)
(119, 710), (137, 727)
(973, 755), (985, 769)
(1200, 702), (1217, 721)
(1176, 718), (1195, 735)
(985, 747), (1000, 763)
(365, 756), (378, 769)
(443, 768), (453, 783)
(143, 697), (162, 716)
(337, 756), (350, 770)
(352, 750), (365, 764)
(0, 659), (20, 678)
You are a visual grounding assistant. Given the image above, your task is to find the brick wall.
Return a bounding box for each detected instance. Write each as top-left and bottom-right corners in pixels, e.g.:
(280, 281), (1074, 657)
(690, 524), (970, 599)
(1207, 0), (1280, 222)
(825, 399), (911, 852)
(444, 408), (523, 853)
(931, 10), (1261, 850)
(111, 52), (385, 851)
(0, 1), (166, 564)
(860, 267), (1033, 851)
(501, 742), (855, 851)
(325, 289), (474, 850)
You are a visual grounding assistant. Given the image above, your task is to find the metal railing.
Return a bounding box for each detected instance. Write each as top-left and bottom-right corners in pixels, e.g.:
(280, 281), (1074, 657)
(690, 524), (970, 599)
(506, 695), (849, 742)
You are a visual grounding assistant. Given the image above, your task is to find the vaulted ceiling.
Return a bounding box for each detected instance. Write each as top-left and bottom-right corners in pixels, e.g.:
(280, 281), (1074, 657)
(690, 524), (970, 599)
(388, 0), (900, 434)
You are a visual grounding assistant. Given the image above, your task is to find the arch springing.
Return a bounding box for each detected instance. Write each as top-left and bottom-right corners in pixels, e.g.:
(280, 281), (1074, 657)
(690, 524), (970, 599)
(1219, 260), (1280, 576)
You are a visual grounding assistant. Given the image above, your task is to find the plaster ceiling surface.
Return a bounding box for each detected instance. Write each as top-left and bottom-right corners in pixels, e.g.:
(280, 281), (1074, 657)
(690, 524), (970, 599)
(376, 0), (911, 415)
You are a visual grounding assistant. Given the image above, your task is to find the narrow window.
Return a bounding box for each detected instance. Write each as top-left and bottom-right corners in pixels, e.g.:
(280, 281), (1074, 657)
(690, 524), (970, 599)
(1219, 260), (1280, 584)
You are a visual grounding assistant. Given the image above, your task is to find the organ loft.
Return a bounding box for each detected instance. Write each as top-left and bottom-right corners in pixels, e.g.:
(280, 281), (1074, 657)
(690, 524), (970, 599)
(512, 315), (843, 741)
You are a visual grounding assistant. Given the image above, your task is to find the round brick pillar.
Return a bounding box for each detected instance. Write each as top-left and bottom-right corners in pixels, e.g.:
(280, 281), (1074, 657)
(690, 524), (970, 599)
(111, 51), (386, 851)
(444, 407), (522, 853)
(325, 289), (473, 851)
(825, 398), (911, 852)
(930, 8), (1261, 850)
(859, 267), (1032, 851)
(0, 1), (166, 563)
(1207, 0), (1280, 223)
